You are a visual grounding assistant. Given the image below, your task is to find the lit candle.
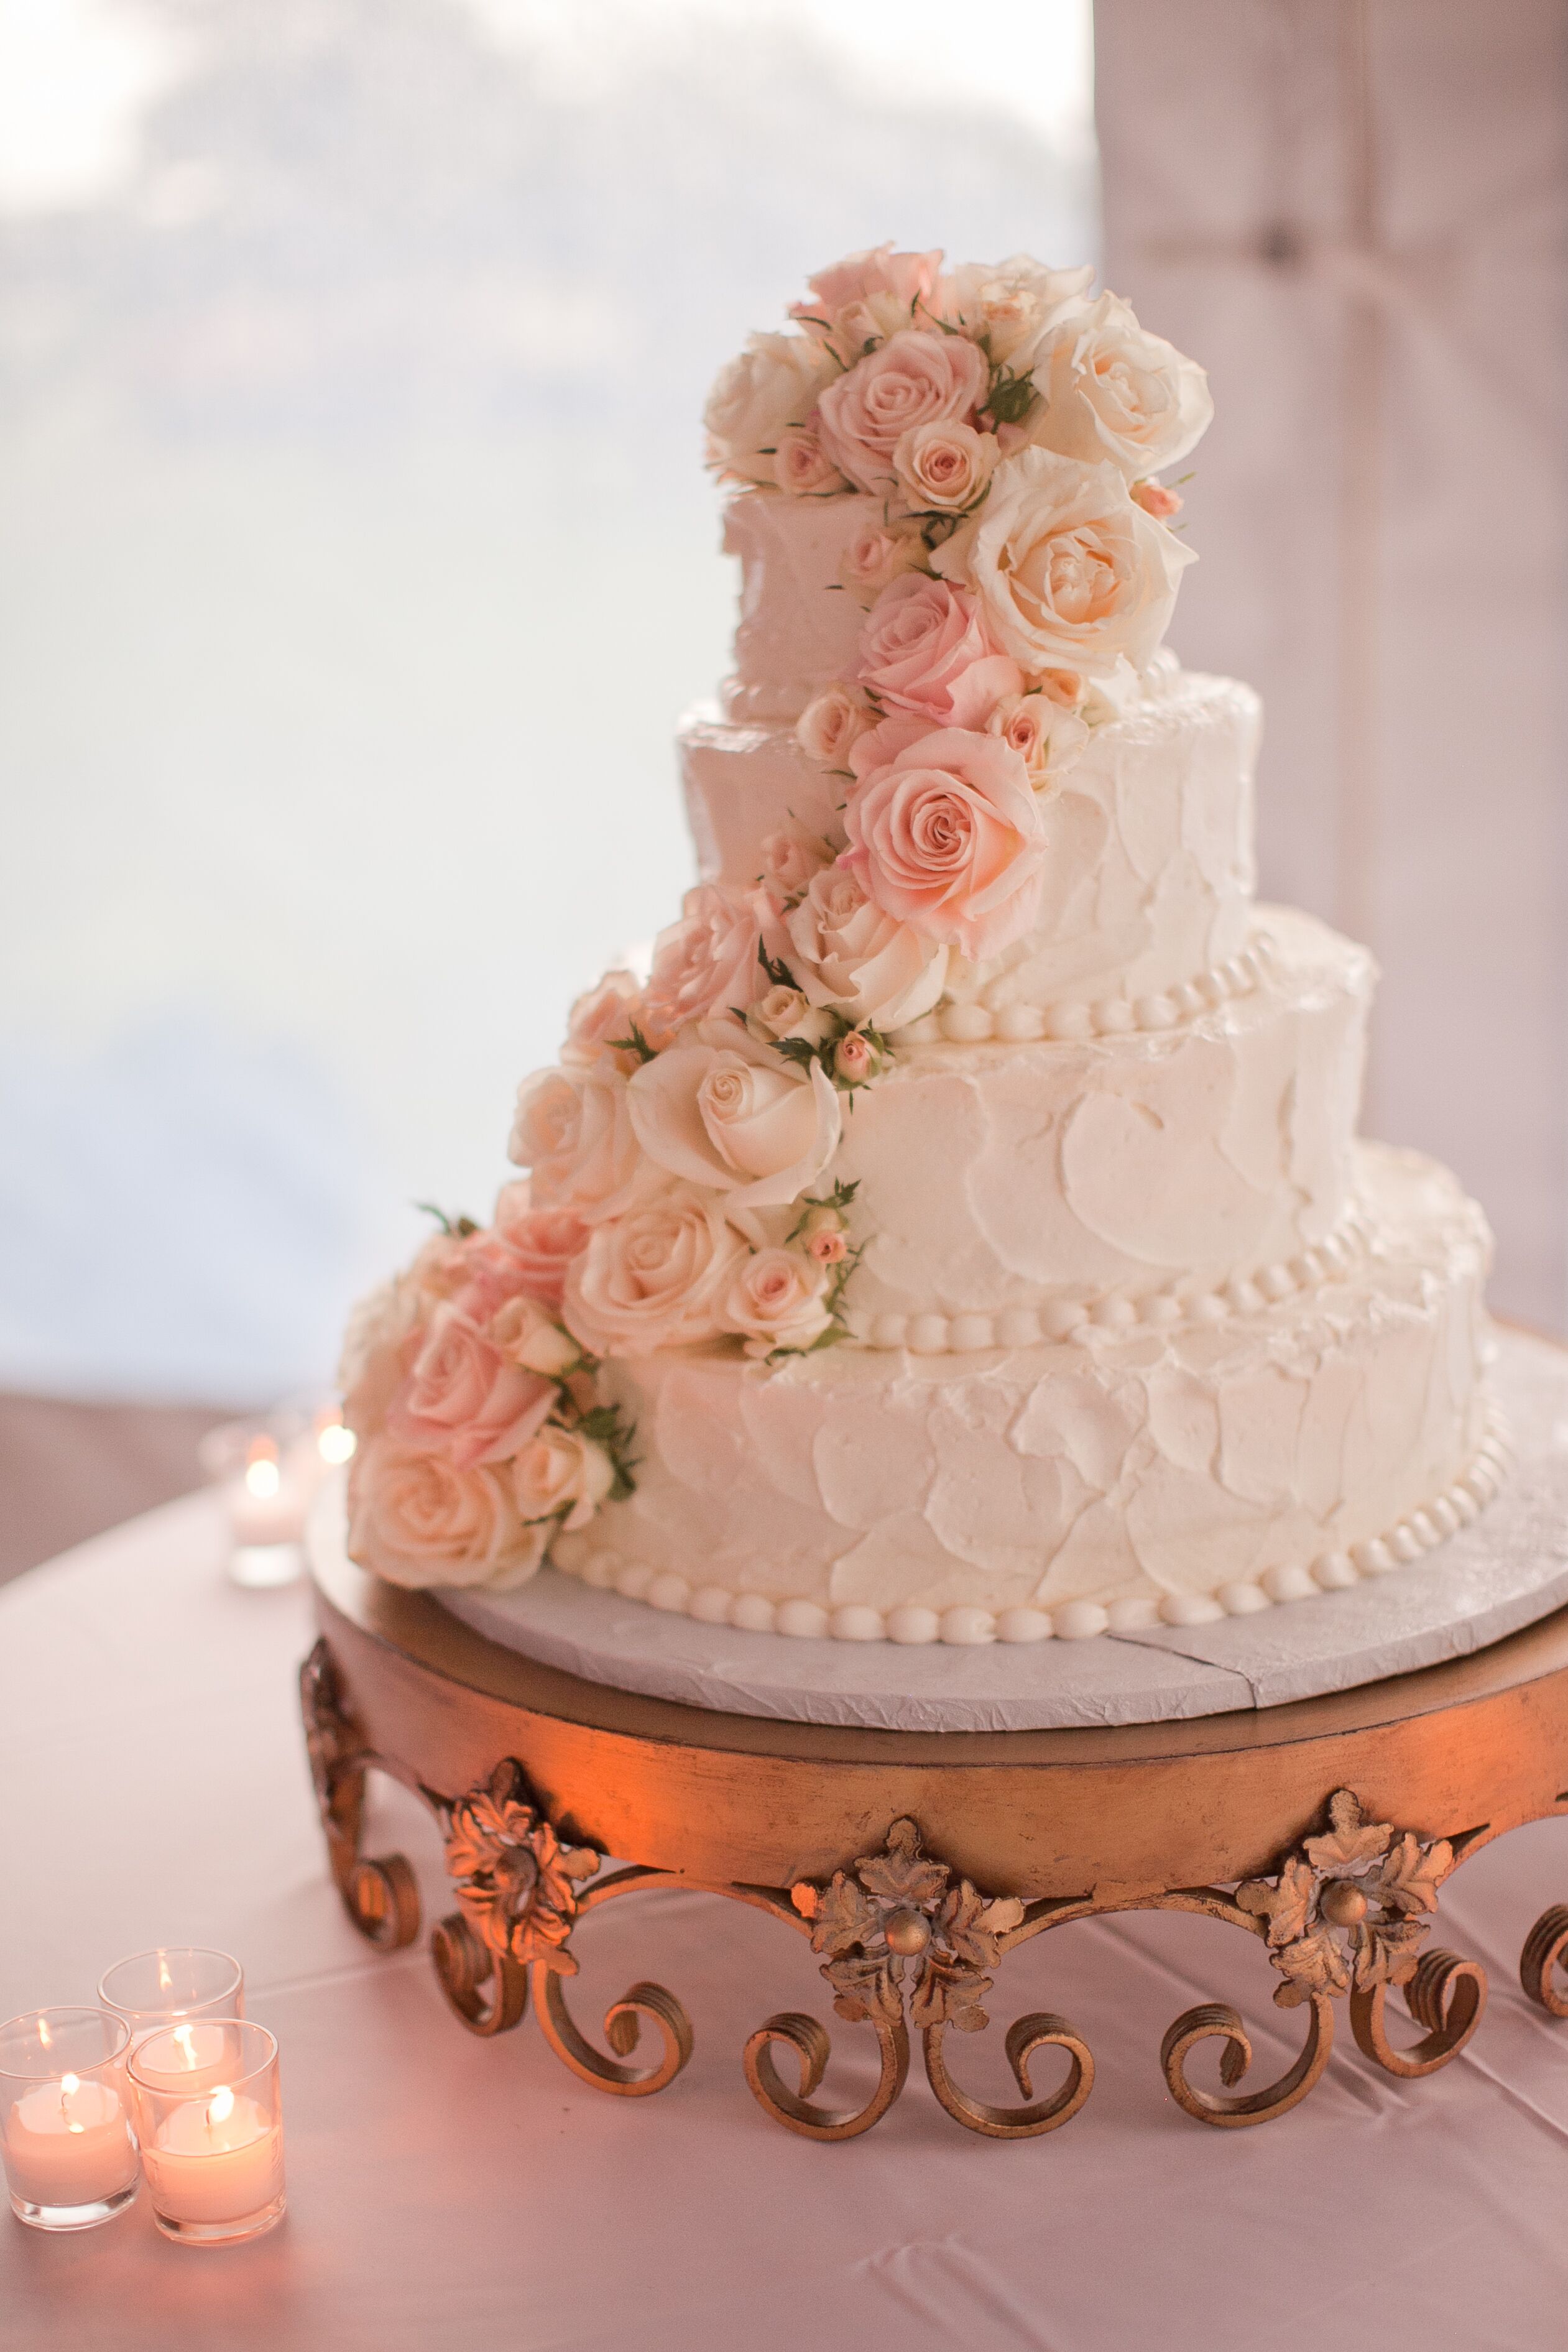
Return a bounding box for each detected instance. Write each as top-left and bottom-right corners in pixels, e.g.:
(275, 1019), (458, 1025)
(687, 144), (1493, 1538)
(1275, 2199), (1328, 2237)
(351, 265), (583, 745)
(129, 2021), (284, 2245)
(141, 2083), (284, 2230)
(3, 2072), (137, 2213)
(229, 1436), (306, 1546)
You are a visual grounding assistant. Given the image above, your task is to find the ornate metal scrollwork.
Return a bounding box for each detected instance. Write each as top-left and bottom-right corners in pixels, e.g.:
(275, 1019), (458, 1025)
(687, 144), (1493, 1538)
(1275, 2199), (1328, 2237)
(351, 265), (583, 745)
(298, 1639), (420, 1950)
(302, 1653), (1530, 2141)
(747, 1817), (1093, 2141)
(1160, 1789), (1486, 2126)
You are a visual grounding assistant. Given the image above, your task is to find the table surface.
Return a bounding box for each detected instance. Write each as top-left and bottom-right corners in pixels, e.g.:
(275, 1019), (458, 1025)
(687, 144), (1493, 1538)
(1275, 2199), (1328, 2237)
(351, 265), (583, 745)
(5, 1492), (1568, 2351)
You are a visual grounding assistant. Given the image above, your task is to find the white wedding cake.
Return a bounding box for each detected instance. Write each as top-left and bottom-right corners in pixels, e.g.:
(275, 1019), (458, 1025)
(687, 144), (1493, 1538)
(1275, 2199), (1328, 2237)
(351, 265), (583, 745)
(340, 245), (1506, 1648)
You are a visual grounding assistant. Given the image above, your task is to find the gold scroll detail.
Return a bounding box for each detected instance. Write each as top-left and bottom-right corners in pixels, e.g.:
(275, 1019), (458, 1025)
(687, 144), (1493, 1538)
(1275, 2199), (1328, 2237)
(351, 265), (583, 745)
(1161, 1789), (1486, 2126)
(298, 1638), (420, 1950)
(747, 1817), (1093, 2141)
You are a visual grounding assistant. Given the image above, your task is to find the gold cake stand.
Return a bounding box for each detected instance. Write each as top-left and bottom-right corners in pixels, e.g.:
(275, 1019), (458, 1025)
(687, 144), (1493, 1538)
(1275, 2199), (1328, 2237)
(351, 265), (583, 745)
(303, 1541), (1568, 2140)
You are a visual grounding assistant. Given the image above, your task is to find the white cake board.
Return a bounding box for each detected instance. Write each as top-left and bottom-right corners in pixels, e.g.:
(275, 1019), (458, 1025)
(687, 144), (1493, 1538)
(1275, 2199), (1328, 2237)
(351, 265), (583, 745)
(316, 1329), (1568, 1735)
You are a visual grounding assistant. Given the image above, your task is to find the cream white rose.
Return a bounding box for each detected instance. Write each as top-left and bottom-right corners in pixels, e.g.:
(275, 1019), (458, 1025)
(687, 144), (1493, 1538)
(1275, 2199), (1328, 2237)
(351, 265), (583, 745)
(795, 684), (874, 770)
(510, 1426), (615, 1531)
(838, 516), (930, 607)
(933, 447), (1194, 680)
(703, 331), (837, 486)
(509, 1061), (651, 1223)
(986, 690), (1089, 786)
(744, 984), (836, 1049)
(939, 256), (1094, 366)
(563, 1184), (749, 1357)
(722, 1246), (832, 1357)
(348, 1434), (545, 1592)
(759, 819), (837, 902)
(627, 1026), (841, 1211)
(1030, 292), (1212, 480)
(785, 865), (948, 1030)
(774, 425), (848, 496)
(489, 1293), (581, 1378)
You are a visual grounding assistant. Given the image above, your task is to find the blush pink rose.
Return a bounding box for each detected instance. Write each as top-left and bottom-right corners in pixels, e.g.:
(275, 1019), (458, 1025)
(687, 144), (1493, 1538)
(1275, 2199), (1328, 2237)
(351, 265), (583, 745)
(816, 329), (989, 494)
(509, 1061), (649, 1223)
(796, 244), (944, 319)
(488, 1181), (590, 1312)
(773, 425), (847, 496)
(348, 1435), (544, 1592)
(642, 884), (766, 1050)
(855, 573), (1023, 731)
(838, 517), (929, 607)
(794, 685), (874, 770)
(386, 1304), (557, 1469)
(846, 709), (933, 781)
(561, 970), (645, 1071)
(722, 1246), (832, 1357)
(759, 819), (837, 903)
(842, 727), (1046, 960)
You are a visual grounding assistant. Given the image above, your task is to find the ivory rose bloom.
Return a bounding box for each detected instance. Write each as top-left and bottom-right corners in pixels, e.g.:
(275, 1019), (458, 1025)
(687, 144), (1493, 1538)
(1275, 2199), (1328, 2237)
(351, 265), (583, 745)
(987, 690), (1089, 786)
(774, 425), (847, 496)
(562, 971), (645, 1070)
(489, 1183), (589, 1312)
(510, 1426), (615, 1531)
(843, 727), (1046, 960)
(760, 819), (837, 901)
(744, 984), (835, 1049)
(855, 573), (1023, 730)
(488, 1293), (580, 1378)
(509, 1061), (650, 1223)
(723, 1246), (832, 1356)
(795, 685), (874, 770)
(892, 419), (998, 513)
(933, 448), (1194, 680)
(642, 884), (765, 1049)
(348, 1436), (543, 1592)
(628, 1027), (841, 1210)
(785, 865), (948, 1030)
(386, 1304), (557, 1468)
(939, 256), (1094, 366)
(563, 1185), (750, 1357)
(1031, 292), (1212, 481)
(816, 329), (989, 494)
(703, 331), (836, 485)
(838, 517), (929, 607)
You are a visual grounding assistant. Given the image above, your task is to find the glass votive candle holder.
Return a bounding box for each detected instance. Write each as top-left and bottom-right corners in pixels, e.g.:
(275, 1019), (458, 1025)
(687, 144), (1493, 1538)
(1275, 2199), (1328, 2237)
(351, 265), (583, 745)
(98, 1948), (244, 2060)
(129, 2020), (284, 2246)
(0, 2008), (140, 2231)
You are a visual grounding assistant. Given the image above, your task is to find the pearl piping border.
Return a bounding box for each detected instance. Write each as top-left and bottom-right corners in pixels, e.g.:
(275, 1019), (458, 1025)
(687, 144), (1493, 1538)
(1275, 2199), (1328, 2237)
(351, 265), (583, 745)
(890, 935), (1280, 1051)
(550, 1411), (1511, 1649)
(844, 1211), (1375, 1355)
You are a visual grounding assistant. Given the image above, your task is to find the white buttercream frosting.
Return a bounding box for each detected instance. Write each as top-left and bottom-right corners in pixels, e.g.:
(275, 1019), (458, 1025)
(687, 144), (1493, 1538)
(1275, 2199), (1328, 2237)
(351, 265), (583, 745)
(720, 490), (875, 722)
(549, 1145), (1495, 1636)
(833, 906), (1370, 1329)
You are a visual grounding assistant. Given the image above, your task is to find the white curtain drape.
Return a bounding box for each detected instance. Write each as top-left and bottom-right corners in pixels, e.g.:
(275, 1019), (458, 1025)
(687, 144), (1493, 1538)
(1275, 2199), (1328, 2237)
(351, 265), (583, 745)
(1096, 0), (1568, 1329)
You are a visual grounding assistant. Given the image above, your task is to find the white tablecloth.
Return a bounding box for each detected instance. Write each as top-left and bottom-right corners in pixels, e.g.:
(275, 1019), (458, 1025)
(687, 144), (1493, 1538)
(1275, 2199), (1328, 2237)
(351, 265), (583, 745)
(3, 1492), (1568, 2350)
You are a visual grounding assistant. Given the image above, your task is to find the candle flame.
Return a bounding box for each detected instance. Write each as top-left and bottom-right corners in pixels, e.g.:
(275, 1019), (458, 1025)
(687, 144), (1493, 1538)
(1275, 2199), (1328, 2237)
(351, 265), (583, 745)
(318, 1421), (356, 1465)
(245, 1454), (281, 1500)
(158, 1954), (173, 1993)
(174, 2024), (198, 2067)
(60, 2072), (80, 2096)
(208, 2084), (235, 2128)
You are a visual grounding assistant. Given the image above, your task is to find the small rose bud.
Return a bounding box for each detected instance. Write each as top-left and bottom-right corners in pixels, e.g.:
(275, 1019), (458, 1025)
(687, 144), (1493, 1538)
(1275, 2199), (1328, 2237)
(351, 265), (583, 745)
(798, 1201), (846, 1239)
(833, 1030), (876, 1086)
(1132, 479), (1183, 520)
(1038, 667), (1086, 708)
(806, 1228), (849, 1266)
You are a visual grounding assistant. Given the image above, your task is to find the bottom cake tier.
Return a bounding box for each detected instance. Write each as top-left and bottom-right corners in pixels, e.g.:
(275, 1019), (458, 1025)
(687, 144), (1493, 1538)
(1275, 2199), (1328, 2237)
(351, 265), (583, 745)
(549, 1142), (1504, 1644)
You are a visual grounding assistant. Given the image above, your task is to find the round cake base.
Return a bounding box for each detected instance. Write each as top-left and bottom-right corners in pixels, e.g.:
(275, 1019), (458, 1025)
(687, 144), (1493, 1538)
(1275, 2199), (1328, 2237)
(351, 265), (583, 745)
(311, 1327), (1568, 1733)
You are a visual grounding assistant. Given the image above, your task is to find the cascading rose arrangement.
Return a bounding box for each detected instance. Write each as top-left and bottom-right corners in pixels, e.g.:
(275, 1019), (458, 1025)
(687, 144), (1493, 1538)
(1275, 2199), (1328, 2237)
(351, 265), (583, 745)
(343, 244), (1214, 1592)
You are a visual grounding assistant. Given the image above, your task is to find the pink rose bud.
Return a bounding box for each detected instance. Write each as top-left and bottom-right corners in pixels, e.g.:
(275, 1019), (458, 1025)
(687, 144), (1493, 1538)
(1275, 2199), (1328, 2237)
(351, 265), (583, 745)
(1133, 479), (1183, 520)
(806, 1227), (849, 1266)
(1039, 668), (1086, 708)
(834, 1031), (875, 1085)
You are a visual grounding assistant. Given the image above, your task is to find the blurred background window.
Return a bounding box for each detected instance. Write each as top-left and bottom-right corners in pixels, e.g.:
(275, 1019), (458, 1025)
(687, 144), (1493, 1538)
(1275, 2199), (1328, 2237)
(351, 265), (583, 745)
(0, 0), (1097, 1431)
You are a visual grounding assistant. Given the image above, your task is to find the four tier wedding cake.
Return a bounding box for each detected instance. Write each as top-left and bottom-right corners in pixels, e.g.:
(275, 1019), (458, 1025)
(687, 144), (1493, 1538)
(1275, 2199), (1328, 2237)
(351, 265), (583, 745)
(340, 245), (1507, 1648)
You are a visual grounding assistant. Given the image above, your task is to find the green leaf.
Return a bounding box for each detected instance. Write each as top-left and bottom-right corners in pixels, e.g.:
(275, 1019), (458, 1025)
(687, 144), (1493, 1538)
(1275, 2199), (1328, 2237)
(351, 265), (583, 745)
(607, 1023), (656, 1064)
(413, 1201), (477, 1237)
(757, 941), (797, 992)
(987, 363), (1038, 426)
